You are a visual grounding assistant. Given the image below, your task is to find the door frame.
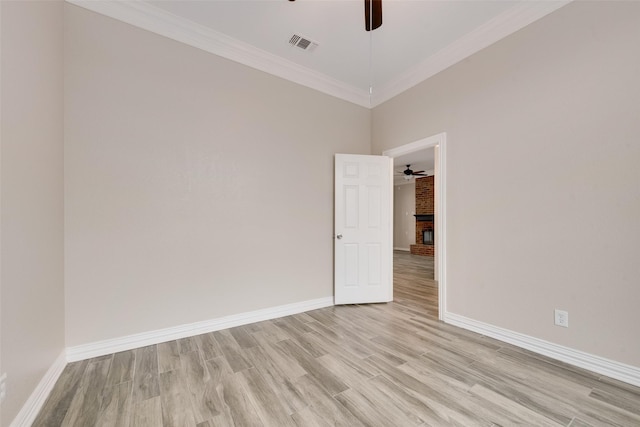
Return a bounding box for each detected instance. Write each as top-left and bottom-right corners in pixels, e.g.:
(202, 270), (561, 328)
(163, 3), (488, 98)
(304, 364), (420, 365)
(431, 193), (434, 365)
(383, 132), (447, 321)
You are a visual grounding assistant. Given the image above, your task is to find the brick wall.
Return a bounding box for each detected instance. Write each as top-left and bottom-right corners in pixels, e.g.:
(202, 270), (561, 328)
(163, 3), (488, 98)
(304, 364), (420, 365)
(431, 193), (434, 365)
(410, 176), (435, 257)
(415, 176), (434, 215)
(410, 244), (434, 256)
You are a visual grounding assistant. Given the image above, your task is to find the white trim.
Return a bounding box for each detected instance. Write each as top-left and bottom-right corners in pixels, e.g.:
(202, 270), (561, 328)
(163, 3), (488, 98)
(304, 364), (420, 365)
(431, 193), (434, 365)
(66, 0), (370, 108)
(385, 137), (442, 159)
(436, 137), (447, 316)
(393, 247), (410, 252)
(66, 296), (334, 362)
(9, 351), (67, 427)
(387, 156), (394, 302)
(444, 312), (640, 388)
(370, 1), (571, 106)
(383, 132), (447, 321)
(66, 0), (570, 109)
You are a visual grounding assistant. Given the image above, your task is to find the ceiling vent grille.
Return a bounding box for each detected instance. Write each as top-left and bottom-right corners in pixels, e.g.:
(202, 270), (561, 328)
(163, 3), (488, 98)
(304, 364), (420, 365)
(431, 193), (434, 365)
(289, 34), (318, 52)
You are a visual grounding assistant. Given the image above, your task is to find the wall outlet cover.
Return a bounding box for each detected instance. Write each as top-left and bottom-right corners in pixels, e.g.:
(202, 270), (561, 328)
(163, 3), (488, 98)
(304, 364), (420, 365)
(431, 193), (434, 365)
(554, 309), (569, 328)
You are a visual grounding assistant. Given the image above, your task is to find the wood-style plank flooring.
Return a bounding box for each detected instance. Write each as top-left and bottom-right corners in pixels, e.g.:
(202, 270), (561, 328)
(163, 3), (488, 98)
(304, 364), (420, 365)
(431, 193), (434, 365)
(34, 251), (640, 426)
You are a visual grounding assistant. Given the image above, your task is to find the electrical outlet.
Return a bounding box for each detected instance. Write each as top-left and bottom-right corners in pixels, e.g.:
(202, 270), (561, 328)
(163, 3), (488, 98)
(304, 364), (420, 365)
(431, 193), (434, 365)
(554, 309), (569, 328)
(0, 373), (7, 404)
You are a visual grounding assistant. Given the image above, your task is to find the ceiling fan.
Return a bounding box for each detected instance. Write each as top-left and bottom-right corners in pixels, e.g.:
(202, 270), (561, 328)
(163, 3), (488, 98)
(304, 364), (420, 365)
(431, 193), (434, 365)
(288, 0), (382, 32)
(365, 0), (382, 31)
(397, 165), (427, 180)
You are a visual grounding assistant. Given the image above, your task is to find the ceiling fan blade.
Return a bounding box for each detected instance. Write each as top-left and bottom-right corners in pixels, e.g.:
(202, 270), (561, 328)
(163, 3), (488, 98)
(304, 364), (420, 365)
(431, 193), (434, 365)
(365, 0), (382, 32)
(413, 170), (425, 174)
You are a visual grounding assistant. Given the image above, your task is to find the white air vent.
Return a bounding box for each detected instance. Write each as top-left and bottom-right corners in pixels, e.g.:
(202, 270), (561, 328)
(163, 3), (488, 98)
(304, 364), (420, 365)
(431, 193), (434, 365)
(289, 34), (318, 52)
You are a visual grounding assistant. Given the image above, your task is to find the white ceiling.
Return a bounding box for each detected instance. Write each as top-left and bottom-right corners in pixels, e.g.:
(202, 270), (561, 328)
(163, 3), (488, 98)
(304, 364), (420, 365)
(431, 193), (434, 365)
(70, 0), (570, 107)
(148, 0), (515, 90)
(393, 146), (434, 185)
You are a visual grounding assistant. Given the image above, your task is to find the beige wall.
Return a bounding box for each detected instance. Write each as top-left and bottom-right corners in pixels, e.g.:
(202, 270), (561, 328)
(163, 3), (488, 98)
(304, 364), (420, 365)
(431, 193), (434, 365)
(3, 2), (639, 421)
(0, 1), (65, 425)
(373, 1), (640, 367)
(64, 5), (371, 346)
(393, 183), (415, 250)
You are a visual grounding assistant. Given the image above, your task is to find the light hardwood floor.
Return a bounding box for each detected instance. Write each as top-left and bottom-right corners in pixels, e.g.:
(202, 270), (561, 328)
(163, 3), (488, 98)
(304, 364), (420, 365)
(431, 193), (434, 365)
(34, 251), (640, 426)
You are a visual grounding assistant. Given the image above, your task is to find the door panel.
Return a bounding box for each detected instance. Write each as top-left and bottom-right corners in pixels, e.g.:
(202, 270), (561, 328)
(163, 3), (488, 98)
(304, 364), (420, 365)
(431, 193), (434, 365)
(335, 154), (392, 304)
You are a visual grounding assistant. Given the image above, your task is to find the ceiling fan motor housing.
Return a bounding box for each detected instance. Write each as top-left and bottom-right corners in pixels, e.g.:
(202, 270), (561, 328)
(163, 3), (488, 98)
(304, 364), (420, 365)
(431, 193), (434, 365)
(401, 165), (426, 177)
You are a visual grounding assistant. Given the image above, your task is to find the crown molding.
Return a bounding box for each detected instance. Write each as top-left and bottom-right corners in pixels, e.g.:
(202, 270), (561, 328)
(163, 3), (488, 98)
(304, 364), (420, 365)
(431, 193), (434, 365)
(370, 1), (572, 106)
(67, 0), (570, 109)
(66, 0), (371, 108)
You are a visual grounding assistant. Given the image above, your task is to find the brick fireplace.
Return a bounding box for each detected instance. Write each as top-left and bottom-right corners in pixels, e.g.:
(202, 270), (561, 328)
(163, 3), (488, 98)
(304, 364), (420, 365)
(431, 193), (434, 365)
(410, 176), (434, 257)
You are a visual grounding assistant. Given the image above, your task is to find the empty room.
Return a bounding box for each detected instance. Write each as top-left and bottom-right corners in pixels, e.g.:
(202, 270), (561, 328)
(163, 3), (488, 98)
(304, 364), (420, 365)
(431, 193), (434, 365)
(1, 0), (639, 426)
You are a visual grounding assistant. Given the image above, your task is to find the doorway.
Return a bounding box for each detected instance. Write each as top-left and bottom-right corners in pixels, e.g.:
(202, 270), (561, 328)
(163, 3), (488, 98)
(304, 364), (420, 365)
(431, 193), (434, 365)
(383, 133), (446, 320)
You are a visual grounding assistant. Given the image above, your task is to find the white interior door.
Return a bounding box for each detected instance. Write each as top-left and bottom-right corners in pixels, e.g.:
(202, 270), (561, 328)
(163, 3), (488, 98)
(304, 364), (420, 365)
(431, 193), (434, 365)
(334, 154), (393, 304)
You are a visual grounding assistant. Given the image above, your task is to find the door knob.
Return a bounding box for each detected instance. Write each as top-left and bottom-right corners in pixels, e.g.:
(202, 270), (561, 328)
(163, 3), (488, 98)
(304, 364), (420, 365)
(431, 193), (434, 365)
(336, 234), (343, 240)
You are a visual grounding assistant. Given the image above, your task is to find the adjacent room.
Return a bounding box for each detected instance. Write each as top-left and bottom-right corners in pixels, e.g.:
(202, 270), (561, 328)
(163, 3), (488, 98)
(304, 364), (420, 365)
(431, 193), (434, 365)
(2, 0), (639, 425)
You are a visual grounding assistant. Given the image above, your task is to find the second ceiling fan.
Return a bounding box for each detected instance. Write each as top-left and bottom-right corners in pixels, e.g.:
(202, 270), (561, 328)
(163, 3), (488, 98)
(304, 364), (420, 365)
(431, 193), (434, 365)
(398, 165), (428, 180)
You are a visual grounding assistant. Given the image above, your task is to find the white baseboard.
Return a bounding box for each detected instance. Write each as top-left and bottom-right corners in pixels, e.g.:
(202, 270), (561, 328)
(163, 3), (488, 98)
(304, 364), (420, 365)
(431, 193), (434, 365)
(67, 296), (334, 362)
(10, 351), (67, 427)
(444, 311), (640, 388)
(394, 247), (411, 251)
